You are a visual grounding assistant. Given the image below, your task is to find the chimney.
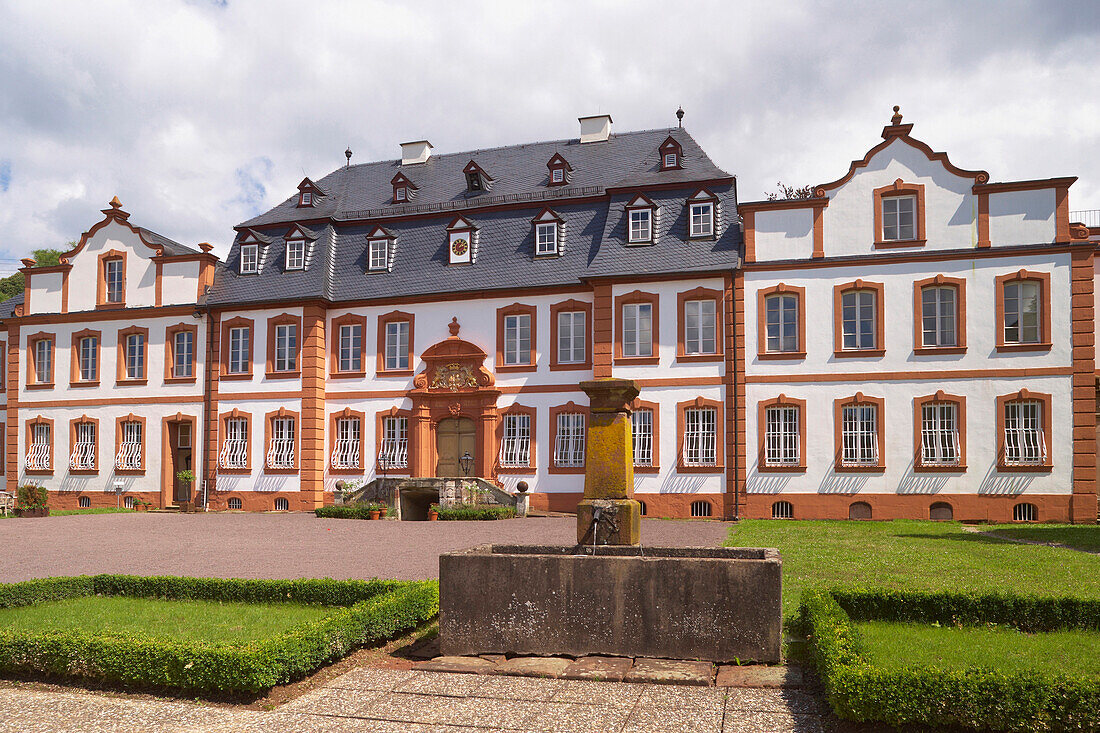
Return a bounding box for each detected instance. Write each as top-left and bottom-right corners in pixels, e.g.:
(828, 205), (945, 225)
(578, 115), (613, 144)
(400, 140), (433, 165)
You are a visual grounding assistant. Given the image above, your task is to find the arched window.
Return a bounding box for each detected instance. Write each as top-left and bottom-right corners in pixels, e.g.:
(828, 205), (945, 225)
(848, 501), (872, 520)
(690, 500), (712, 518)
(78, 496), (90, 508)
(771, 501), (793, 519)
(123, 496), (135, 509)
(227, 497), (243, 510)
(274, 497), (289, 512)
(929, 502), (954, 521)
(1013, 502), (1037, 522)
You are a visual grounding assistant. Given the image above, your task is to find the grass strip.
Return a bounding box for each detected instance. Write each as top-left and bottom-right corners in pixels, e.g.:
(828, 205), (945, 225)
(985, 524), (1100, 553)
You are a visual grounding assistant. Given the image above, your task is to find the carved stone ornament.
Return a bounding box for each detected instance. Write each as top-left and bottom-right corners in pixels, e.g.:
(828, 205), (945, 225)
(449, 402), (462, 416)
(430, 362), (479, 391)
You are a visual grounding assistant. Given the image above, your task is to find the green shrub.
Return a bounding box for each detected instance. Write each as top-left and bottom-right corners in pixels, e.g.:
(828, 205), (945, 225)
(314, 504), (385, 520)
(801, 587), (1100, 731)
(435, 503), (515, 521)
(16, 485), (48, 510)
(0, 577), (94, 608)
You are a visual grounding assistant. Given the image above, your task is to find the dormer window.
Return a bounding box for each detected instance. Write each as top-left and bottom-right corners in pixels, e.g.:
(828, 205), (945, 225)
(664, 153), (677, 168)
(546, 153), (572, 187)
(395, 187), (407, 202)
(296, 177), (325, 208)
(659, 136), (683, 171)
(466, 171), (483, 191)
(369, 239), (388, 271)
(286, 241), (305, 270)
(390, 172), (417, 204)
(447, 216), (477, 265)
(240, 245), (259, 275)
(551, 169), (564, 184)
(687, 189), (719, 239)
(624, 194), (657, 244)
(300, 191), (313, 206)
(532, 208), (564, 257)
(463, 161), (492, 194)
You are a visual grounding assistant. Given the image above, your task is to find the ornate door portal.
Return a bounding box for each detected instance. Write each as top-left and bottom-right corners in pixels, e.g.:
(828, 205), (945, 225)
(436, 418), (476, 477)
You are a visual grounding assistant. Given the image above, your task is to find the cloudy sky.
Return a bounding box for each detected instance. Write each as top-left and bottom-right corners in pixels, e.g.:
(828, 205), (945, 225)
(1, 0), (1097, 273)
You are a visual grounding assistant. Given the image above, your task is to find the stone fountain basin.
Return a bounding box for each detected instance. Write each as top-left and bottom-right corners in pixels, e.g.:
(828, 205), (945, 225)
(439, 544), (782, 663)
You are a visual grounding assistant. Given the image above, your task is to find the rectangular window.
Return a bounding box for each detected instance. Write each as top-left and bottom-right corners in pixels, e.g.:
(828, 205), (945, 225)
(385, 321), (410, 371)
(765, 294), (799, 352)
(79, 336), (98, 381)
(332, 417), (361, 469)
(125, 333), (145, 380)
(286, 241), (305, 270)
(882, 195), (916, 241)
(503, 314), (531, 366)
(369, 239), (388, 270)
(1003, 281), (1041, 344)
(628, 209), (651, 243)
(70, 422), (96, 470)
(921, 403), (959, 466)
(178, 422), (192, 449)
(339, 324), (362, 372)
(34, 339), (52, 384)
(274, 324), (297, 372)
(690, 203), (713, 237)
(220, 417), (248, 469)
(301, 191), (312, 206)
(683, 407), (717, 466)
(551, 168), (564, 183)
(536, 222), (558, 256)
(1004, 401), (1045, 465)
(622, 303), (653, 358)
(922, 286), (957, 347)
(684, 299), (717, 355)
(499, 413), (531, 468)
(841, 404), (879, 466)
(395, 187), (407, 202)
(632, 408), (653, 467)
(379, 416), (408, 469)
(841, 290), (876, 350)
(173, 331), (194, 378)
(268, 417), (295, 469)
(27, 423), (51, 470)
(663, 153), (677, 168)
(105, 259), (124, 303)
(228, 327), (250, 374)
(116, 421), (142, 470)
(764, 406), (800, 467)
(557, 311), (586, 364)
(240, 244), (259, 274)
(554, 413), (586, 468)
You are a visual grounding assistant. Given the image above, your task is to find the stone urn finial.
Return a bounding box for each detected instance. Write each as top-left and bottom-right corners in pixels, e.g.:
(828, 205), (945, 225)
(448, 317), (460, 337)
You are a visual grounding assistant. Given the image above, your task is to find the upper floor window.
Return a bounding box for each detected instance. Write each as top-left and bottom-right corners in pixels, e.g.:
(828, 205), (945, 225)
(228, 326), (250, 374)
(503, 313), (532, 366)
(296, 177), (322, 207)
(921, 286), (957, 348)
(690, 203), (713, 238)
(765, 293), (799, 353)
(369, 238), (388, 271)
(1004, 281), (1040, 344)
(546, 153), (571, 187)
(391, 172), (416, 204)
(873, 180), (926, 247)
(882, 195), (916, 241)
(240, 244), (259, 274)
(300, 191), (312, 206)
(32, 337), (53, 385)
(123, 331), (146, 380)
(385, 321), (410, 371)
(834, 280), (885, 356)
(172, 330), (194, 379)
(339, 323), (362, 373)
(274, 323), (297, 372)
(683, 299), (717, 356)
(629, 209), (652, 243)
(285, 241), (305, 270)
(664, 153), (677, 168)
(622, 302), (653, 358)
(78, 335), (98, 382)
(557, 310), (585, 365)
(659, 136), (683, 171)
(104, 259), (124, 303)
(536, 222), (558, 256)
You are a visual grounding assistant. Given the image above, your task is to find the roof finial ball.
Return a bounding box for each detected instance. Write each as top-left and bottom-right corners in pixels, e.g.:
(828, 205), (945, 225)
(345, 147), (353, 168)
(891, 105), (903, 126)
(676, 106), (685, 128)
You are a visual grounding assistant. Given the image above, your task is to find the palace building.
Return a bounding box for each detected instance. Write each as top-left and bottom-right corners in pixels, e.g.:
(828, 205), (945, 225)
(3, 109), (1097, 522)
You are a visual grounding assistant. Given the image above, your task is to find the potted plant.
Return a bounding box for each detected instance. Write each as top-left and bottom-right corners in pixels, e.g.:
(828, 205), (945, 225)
(378, 504), (388, 519)
(176, 470), (195, 511)
(428, 503), (439, 521)
(15, 485), (49, 518)
(368, 502), (382, 520)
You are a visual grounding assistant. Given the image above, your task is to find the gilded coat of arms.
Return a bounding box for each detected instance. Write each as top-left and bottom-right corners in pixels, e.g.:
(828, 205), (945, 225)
(430, 363), (478, 391)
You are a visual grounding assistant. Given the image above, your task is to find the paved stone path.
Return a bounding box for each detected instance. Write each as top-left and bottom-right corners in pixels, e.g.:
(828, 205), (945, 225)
(0, 667), (831, 732)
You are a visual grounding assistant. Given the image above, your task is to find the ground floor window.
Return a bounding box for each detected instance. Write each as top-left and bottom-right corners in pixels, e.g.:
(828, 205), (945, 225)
(840, 403), (879, 468)
(499, 413), (531, 468)
(1003, 400), (1045, 466)
(554, 412), (586, 468)
(772, 500), (793, 519)
(690, 500), (712, 517)
(116, 421), (143, 471)
(920, 402), (960, 466)
(267, 417), (296, 470)
(220, 417), (248, 469)
(27, 422), (51, 471)
(683, 407), (717, 466)
(632, 408), (654, 467)
(379, 416), (408, 470)
(70, 421), (96, 470)
(763, 406), (799, 467)
(227, 497), (242, 510)
(78, 496), (90, 508)
(332, 417), (361, 469)
(274, 497), (289, 511)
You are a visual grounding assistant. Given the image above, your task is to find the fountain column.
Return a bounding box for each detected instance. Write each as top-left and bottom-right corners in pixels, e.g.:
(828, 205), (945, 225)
(577, 378), (641, 545)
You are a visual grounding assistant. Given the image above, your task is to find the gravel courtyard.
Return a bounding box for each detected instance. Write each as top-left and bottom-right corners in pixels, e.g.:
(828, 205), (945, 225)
(0, 513), (732, 582)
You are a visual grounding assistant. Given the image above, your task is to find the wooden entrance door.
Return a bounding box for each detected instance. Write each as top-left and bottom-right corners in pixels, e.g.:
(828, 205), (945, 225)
(436, 417), (476, 477)
(167, 421), (194, 503)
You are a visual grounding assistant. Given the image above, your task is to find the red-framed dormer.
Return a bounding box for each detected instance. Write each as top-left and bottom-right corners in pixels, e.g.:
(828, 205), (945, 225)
(296, 177), (325, 207)
(463, 161), (493, 193)
(547, 153), (572, 187)
(659, 136), (683, 171)
(390, 172), (418, 204)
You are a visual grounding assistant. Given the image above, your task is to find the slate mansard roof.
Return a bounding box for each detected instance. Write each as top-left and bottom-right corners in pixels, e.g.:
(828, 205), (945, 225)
(208, 127), (740, 307)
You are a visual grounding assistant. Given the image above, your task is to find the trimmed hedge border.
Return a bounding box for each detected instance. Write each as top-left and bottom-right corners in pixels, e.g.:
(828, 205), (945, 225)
(435, 504), (515, 521)
(0, 575), (438, 693)
(315, 505), (385, 520)
(800, 588), (1100, 732)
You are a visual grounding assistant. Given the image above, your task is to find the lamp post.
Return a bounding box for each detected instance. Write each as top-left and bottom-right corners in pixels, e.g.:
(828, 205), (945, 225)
(459, 451), (473, 477)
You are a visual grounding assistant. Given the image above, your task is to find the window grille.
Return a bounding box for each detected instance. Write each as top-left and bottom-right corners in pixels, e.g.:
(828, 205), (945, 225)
(70, 422), (96, 470)
(105, 259), (124, 303)
(1003, 400), (1045, 465)
(26, 423), (50, 470)
(1003, 281), (1041, 344)
(882, 195), (915, 240)
(286, 241), (305, 270)
(551, 168), (564, 183)
(622, 303), (653, 357)
(690, 500), (712, 517)
(338, 324), (362, 372)
(34, 339), (52, 383)
(274, 324), (297, 372)
(632, 408), (654, 467)
(628, 209), (651, 242)
(267, 417), (296, 469)
(274, 497), (289, 511)
(557, 311), (585, 364)
(841, 291), (876, 350)
(125, 333), (145, 380)
(638, 500), (647, 516)
(378, 416), (408, 470)
(664, 153), (677, 168)
(536, 222), (558, 255)
(684, 299), (717, 355)
(503, 314), (531, 365)
(116, 421), (142, 470)
(690, 203), (713, 237)
(220, 417), (248, 469)
(78, 496), (90, 508)
(499, 413), (531, 467)
(764, 406), (800, 466)
(369, 238), (388, 270)
(240, 244), (258, 274)
(921, 403), (960, 466)
(79, 336), (98, 381)
(921, 286), (957, 347)
(764, 294), (799, 352)
(385, 321), (409, 371)
(554, 412), (585, 468)
(227, 497), (242, 510)
(124, 496), (135, 509)
(683, 408), (717, 466)
(173, 330), (194, 378)
(840, 404), (878, 466)
(772, 501), (794, 519)
(228, 327), (250, 374)
(331, 417), (361, 469)
(1013, 502), (1037, 522)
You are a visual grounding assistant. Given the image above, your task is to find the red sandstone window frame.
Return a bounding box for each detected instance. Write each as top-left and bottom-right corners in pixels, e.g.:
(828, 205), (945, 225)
(757, 395), (807, 473)
(676, 397), (725, 474)
(496, 402), (537, 474)
(913, 391), (967, 473)
(329, 407), (366, 476)
(164, 323), (198, 384)
(376, 310), (415, 376)
(913, 275), (967, 354)
(330, 313), (367, 378)
(995, 389), (1053, 472)
(220, 316), (254, 380)
(68, 415), (100, 474)
(757, 284), (806, 360)
(630, 398), (661, 474)
(995, 269), (1052, 353)
(548, 401), (588, 475)
(833, 280), (886, 357)
(833, 393), (886, 473)
(265, 313), (302, 378)
(96, 250), (127, 308)
(263, 407), (300, 474)
(113, 413), (147, 475)
(614, 290), (660, 365)
(70, 328), (102, 387)
(375, 407), (412, 474)
(116, 325), (150, 385)
(218, 409), (252, 474)
(549, 299), (592, 371)
(25, 415), (55, 475)
(496, 303), (538, 373)
(26, 331), (55, 389)
(677, 286), (723, 363)
(873, 179), (926, 248)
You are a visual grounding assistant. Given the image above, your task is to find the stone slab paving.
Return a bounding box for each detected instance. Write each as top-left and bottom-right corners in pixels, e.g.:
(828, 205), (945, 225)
(0, 666), (832, 732)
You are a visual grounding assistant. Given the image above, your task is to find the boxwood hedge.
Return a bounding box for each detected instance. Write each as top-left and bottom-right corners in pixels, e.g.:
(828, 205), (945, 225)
(435, 504), (515, 521)
(800, 588), (1100, 732)
(0, 575), (438, 693)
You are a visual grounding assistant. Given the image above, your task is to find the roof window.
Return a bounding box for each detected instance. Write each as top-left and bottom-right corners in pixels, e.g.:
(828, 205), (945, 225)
(547, 153), (572, 187)
(659, 136), (683, 171)
(463, 161), (493, 193)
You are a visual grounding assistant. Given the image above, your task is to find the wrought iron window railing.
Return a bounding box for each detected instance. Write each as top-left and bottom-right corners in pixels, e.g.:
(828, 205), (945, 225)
(219, 439), (248, 469)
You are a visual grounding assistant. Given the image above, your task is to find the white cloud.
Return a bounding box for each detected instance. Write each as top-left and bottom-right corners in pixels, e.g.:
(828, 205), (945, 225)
(0, 0), (1096, 265)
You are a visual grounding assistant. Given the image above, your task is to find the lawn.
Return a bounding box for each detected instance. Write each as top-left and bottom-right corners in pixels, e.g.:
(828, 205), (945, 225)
(0, 595), (333, 643)
(985, 523), (1100, 552)
(857, 620), (1100, 678)
(725, 520), (1100, 617)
